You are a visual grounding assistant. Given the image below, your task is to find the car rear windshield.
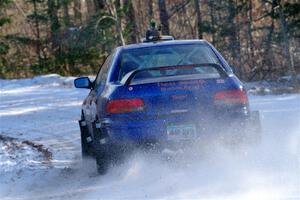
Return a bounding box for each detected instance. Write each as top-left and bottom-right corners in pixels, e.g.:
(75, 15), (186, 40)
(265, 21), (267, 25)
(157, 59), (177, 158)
(117, 44), (222, 81)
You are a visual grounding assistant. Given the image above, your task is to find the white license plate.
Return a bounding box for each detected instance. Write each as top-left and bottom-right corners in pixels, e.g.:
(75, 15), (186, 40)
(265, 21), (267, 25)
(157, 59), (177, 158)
(167, 124), (196, 140)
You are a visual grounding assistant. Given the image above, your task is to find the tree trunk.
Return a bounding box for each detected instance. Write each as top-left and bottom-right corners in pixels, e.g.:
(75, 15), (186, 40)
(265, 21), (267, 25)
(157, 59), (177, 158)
(264, 0), (275, 79)
(208, 0), (215, 45)
(124, 0), (138, 43)
(85, 0), (96, 16)
(234, 0), (241, 74)
(227, 0), (241, 77)
(62, 1), (70, 26)
(113, 0), (125, 45)
(158, 0), (169, 35)
(47, 0), (60, 49)
(73, 0), (82, 24)
(227, 1), (237, 63)
(148, 0), (153, 19)
(247, 0), (254, 68)
(194, 0), (203, 39)
(277, 2), (298, 89)
(33, 0), (42, 66)
(94, 0), (105, 11)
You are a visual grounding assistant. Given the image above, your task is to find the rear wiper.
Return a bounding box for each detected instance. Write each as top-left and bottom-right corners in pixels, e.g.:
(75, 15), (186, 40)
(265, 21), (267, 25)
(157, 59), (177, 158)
(120, 63), (226, 85)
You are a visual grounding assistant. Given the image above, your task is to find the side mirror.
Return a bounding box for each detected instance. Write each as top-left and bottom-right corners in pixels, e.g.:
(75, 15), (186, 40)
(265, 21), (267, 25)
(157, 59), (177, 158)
(74, 77), (92, 89)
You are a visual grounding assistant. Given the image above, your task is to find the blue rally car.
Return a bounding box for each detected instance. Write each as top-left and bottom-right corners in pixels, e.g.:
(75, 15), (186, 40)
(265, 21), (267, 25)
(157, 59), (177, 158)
(74, 36), (261, 174)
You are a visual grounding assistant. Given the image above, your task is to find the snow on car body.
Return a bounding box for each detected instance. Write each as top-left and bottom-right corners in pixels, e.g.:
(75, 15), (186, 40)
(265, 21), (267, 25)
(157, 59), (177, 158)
(74, 39), (261, 174)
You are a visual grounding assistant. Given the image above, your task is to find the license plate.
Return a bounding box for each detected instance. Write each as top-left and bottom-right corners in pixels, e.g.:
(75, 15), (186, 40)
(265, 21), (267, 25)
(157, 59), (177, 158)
(167, 124), (196, 140)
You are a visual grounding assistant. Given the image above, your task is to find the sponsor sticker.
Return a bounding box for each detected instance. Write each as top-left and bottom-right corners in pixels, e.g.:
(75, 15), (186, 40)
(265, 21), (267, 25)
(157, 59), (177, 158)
(216, 79), (225, 84)
(159, 80), (205, 91)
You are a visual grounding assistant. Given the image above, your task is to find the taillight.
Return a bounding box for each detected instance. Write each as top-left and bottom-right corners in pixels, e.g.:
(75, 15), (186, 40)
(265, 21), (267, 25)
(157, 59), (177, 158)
(106, 99), (144, 114)
(214, 89), (248, 105)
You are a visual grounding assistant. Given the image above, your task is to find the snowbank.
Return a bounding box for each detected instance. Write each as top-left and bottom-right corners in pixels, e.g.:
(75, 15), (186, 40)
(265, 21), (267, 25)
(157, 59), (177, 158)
(245, 74), (300, 95)
(0, 74), (76, 89)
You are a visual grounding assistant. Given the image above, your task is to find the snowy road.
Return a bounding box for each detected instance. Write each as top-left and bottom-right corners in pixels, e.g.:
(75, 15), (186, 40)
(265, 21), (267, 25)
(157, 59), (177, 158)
(0, 75), (299, 200)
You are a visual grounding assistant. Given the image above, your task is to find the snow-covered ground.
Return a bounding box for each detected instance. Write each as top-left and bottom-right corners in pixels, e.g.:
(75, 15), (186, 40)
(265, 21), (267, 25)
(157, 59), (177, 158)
(0, 74), (299, 200)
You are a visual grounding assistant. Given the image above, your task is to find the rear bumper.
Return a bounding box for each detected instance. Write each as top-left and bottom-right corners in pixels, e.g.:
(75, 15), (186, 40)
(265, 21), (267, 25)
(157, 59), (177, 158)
(97, 110), (254, 145)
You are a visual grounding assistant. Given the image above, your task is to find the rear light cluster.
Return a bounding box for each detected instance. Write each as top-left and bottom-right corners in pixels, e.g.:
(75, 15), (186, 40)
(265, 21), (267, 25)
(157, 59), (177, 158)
(106, 98), (144, 114)
(214, 89), (248, 105)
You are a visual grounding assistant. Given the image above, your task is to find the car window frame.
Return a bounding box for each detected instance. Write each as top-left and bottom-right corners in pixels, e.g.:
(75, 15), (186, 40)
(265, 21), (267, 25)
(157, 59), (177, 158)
(94, 53), (114, 89)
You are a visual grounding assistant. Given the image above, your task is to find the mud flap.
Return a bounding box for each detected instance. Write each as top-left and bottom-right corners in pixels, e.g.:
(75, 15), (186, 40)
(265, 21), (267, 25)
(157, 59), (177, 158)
(79, 120), (92, 157)
(91, 121), (107, 149)
(91, 121), (111, 174)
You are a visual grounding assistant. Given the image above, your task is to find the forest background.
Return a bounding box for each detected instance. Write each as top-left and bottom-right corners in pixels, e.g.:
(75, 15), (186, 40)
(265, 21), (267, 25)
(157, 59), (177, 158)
(0, 0), (299, 82)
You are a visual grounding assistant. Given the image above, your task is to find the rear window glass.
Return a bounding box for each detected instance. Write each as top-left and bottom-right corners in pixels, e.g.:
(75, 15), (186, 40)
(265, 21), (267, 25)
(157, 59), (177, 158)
(118, 44), (221, 81)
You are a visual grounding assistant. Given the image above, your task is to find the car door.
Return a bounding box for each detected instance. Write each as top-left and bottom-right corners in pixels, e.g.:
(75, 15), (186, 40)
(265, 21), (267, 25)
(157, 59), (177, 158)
(85, 53), (113, 127)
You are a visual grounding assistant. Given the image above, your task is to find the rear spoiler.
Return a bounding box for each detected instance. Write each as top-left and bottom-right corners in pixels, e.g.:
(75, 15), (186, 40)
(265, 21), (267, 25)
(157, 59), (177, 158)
(120, 63), (227, 86)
